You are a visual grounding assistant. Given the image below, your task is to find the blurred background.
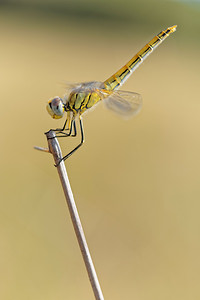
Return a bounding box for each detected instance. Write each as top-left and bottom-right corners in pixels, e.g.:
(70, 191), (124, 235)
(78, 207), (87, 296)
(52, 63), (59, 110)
(1, 0), (200, 299)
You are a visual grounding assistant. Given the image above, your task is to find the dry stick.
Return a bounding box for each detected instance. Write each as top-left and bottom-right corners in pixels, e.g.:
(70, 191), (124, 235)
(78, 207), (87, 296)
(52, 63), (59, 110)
(45, 130), (104, 300)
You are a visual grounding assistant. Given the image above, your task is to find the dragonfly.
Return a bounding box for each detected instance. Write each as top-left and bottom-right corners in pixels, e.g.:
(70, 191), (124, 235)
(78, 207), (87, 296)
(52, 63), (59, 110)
(47, 25), (177, 166)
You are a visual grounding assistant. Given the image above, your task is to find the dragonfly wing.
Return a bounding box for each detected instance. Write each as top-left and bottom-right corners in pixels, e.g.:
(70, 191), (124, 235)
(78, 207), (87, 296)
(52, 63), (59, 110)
(63, 81), (104, 91)
(60, 81), (83, 104)
(62, 81), (107, 103)
(104, 90), (142, 118)
(61, 81), (82, 89)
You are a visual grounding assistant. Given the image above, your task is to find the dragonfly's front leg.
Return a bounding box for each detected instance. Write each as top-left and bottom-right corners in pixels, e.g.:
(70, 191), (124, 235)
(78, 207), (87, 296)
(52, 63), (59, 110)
(55, 116), (84, 167)
(52, 118), (68, 133)
(54, 119), (77, 138)
(48, 118), (71, 140)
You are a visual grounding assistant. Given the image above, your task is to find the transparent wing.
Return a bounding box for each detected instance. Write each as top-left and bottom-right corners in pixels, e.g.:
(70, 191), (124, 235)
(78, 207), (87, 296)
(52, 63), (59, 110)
(62, 80), (103, 91)
(104, 90), (142, 118)
(60, 81), (83, 104)
(61, 81), (82, 90)
(62, 81), (106, 103)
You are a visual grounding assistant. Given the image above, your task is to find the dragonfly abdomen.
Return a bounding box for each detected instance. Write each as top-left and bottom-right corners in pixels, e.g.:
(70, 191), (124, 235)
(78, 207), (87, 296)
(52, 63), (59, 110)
(103, 25), (177, 91)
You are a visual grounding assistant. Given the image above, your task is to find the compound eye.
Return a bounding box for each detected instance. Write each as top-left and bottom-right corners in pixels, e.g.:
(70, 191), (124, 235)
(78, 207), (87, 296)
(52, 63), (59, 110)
(47, 97), (64, 119)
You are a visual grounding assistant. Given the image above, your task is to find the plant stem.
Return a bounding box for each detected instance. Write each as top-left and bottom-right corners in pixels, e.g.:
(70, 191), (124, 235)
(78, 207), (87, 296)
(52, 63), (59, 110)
(45, 130), (104, 300)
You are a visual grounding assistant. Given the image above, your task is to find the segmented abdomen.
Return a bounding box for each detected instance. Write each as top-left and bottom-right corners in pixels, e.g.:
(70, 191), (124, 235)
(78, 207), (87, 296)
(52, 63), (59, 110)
(103, 25), (176, 91)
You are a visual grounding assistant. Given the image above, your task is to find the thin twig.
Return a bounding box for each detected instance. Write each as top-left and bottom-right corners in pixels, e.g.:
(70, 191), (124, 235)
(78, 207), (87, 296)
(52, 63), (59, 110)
(43, 130), (104, 300)
(34, 146), (50, 153)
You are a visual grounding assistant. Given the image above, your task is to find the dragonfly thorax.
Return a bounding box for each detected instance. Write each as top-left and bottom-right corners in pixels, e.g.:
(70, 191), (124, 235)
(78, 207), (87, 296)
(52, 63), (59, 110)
(65, 89), (104, 115)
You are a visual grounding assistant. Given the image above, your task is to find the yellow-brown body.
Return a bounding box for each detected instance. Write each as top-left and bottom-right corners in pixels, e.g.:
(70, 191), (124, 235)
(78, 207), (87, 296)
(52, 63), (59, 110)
(46, 25), (177, 164)
(64, 82), (111, 117)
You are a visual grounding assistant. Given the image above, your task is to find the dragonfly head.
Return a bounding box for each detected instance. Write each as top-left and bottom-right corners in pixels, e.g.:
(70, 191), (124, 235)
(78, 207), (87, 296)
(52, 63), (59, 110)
(46, 96), (65, 119)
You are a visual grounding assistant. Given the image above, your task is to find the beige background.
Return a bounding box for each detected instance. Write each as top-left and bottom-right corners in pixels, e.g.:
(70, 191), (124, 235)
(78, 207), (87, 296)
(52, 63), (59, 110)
(0, 1), (200, 299)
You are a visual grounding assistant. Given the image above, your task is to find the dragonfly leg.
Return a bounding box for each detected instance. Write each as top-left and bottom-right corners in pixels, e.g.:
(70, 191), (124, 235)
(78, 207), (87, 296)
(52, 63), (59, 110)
(55, 116), (84, 167)
(48, 119), (70, 138)
(55, 120), (73, 138)
(70, 120), (77, 137)
(52, 118), (68, 132)
(55, 119), (77, 138)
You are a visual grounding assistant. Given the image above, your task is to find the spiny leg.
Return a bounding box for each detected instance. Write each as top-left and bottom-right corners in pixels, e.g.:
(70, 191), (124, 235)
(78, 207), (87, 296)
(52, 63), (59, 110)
(61, 116), (84, 160)
(55, 119), (77, 138)
(48, 118), (72, 140)
(55, 119), (74, 138)
(52, 118), (68, 132)
(55, 116), (84, 167)
(71, 120), (77, 137)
